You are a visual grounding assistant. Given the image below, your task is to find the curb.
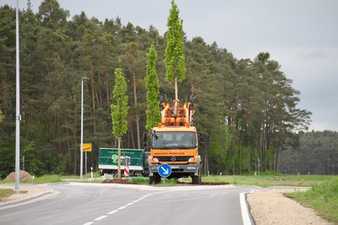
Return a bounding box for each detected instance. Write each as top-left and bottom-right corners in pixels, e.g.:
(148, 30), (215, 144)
(0, 190), (55, 210)
(240, 192), (256, 225)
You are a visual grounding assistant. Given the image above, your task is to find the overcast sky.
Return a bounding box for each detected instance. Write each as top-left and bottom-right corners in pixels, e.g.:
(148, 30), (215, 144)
(2, 0), (338, 131)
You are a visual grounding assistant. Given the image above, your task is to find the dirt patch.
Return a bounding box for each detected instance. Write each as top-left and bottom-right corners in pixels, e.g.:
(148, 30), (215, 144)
(0, 184), (53, 204)
(177, 181), (229, 185)
(4, 170), (33, 183)
(0, 189), (14, 200)
(248, 190), (333, 225)
(102, 178), (129, 184)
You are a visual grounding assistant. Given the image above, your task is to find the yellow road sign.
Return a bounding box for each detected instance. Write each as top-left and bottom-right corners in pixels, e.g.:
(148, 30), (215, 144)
(82, 143), (92, 152)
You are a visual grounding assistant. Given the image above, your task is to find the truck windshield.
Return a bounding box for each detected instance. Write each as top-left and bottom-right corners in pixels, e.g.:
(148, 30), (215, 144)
(152, 131), (197, 149)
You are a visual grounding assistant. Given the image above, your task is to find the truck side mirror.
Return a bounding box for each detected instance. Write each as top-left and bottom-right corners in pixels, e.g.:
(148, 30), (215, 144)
(152, 130), (158, 139)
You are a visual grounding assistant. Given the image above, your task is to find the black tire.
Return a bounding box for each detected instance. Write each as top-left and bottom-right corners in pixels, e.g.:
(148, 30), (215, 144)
(154, 174), (161, 184)
(149, 176), (154, 185)
(192, 175), (201, 184)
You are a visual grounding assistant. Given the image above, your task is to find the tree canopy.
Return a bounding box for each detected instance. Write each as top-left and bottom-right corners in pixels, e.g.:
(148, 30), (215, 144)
(164, 0), (186, 82)
(111, 68), (129, 138)
(145, 44), (161, 131)
(0, 1), (312, 177)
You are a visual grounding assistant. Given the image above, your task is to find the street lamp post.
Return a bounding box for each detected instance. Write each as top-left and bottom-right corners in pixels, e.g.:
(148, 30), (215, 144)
(15, 0), (21, 191)
(80, 77), (87, 179)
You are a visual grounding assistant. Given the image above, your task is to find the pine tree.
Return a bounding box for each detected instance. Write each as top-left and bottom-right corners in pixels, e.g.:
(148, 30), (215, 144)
(111, 68), (129, 178)
(0, 110), (4, 124)
(145, 44), (161, 131)
(164, 0), (186, 100)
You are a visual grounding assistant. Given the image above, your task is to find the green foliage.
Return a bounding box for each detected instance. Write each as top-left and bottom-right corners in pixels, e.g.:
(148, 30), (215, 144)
(164, 0), (186, 82)
(289, 178), (338, 223)
(0, 110), (4, 124)
(180, 175), (337, 187)
(279, 131), (338, 174)
(23, 142), (44, 176)
(145, 44), (161, 130)
(33, 174), (63, 183)
(0, 2), (311, 177)
(111, 68), (129, 138)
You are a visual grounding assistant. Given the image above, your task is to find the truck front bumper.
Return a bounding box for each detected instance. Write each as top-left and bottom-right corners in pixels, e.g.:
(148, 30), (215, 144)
(149, 164), (200, 177)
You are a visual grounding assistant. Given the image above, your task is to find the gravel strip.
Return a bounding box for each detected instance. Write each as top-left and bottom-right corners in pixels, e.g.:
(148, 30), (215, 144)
(248, 190), (333, 225)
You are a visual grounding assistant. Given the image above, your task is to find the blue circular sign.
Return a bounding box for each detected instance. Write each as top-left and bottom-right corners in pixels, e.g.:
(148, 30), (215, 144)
(158, 164), (172, 178)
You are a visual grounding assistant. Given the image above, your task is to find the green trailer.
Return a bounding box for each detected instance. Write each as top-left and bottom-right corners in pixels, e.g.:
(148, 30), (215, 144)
(98, 148), (145, 176)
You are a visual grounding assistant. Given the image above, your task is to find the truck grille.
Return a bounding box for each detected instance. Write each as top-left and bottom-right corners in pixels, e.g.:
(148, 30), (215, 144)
(157, 156), (191, 162)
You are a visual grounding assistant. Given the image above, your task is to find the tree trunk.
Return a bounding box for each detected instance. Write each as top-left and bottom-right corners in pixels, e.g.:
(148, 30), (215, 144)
(274, 147), (280, 173)
(90, 74), (97, 135)
(117, 137), (121, 179)
(174, 77), (178, 101)
(133, 73), (141, 149)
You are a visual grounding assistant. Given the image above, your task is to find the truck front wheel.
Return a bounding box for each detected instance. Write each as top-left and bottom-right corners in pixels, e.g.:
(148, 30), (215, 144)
(149, 174), (161, 185)
(154, 174), (161, 184)
(149, 176), (154, 184)
(192, 175), (201, 184)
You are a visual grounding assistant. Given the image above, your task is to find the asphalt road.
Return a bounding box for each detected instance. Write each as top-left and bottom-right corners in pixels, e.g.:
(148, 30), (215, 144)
(0, 183), (253, 225)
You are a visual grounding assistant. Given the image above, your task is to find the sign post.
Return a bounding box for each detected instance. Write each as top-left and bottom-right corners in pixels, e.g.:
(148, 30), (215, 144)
(82, 143), (92, 176)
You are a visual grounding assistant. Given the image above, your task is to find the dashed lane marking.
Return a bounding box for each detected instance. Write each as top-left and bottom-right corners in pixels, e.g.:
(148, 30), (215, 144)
(93, 215), (107, 221)
(82, 193), (152, 225)
(82, 222), (94, 225)
(107, 209), (118, 215)
(117, 205), (127, 210)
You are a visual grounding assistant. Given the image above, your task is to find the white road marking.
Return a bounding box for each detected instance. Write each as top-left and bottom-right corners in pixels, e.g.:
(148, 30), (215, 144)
(118, 205), (127, 210)
(161, 166), (169, 175)
(82, 193), (152, 225)
(240, 192), (253, 225)
(107, 209), (118, 215)
(83, 222), (94, 225)
(94, 215), (107, 221)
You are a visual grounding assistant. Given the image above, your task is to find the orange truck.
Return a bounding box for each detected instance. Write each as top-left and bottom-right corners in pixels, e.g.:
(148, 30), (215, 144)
(147, 100), (201, 184)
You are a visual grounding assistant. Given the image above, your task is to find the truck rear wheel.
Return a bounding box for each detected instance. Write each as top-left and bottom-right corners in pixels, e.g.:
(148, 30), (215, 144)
(192, 175), (201, 184)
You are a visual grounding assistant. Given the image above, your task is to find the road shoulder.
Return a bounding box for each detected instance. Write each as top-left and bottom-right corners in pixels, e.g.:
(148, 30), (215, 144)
(247, 187), (333, 225)
(0, 184), (55, 209)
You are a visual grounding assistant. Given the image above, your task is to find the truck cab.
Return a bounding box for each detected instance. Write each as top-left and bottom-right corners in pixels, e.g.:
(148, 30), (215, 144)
(147, 101), (201, 184)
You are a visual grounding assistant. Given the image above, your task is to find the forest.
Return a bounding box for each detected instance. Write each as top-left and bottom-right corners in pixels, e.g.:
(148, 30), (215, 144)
(0, 0), (313, 178)
(279, 131), (338, 175)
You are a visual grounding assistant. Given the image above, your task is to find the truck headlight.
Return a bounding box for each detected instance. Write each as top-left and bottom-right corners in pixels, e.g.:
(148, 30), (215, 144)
(152, 157), (159, 163)
(188, 157), (196, 163)
(148, 156), (159, 164)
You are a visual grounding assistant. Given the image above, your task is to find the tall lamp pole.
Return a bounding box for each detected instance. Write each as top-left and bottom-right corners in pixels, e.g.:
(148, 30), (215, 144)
(80, 77), (87, 179)
(15, 0), (21, 191)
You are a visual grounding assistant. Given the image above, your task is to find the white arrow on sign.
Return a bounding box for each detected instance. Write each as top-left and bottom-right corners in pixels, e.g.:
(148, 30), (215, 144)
(161, 166), (169, 175)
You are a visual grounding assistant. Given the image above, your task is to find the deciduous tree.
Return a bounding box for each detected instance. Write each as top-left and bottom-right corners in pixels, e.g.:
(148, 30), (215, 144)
(145, 44), (161, 131)
(164, 0), (186, 100)
(111, 68), (129, 178)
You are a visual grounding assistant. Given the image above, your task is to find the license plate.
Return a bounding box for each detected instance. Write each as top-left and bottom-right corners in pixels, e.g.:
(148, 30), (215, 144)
(170, 166), (179, 169)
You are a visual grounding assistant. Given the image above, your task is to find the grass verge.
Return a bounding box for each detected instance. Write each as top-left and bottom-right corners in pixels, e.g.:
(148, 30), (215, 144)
(0, 189), (14, 201)
(33, 175), (63, 184)
(197, 175), (337, 187)
(128, 176), (177, 186)
(288, 178), (338, 224)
